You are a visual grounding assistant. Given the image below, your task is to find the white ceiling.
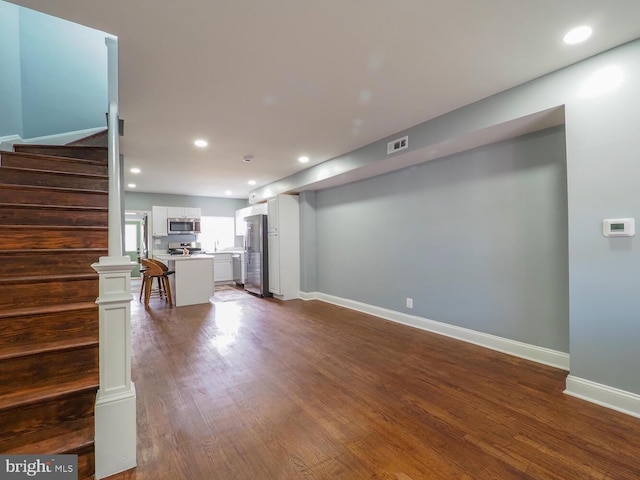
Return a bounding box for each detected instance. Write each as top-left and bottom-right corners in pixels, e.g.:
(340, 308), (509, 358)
(9, 0), (640, 199)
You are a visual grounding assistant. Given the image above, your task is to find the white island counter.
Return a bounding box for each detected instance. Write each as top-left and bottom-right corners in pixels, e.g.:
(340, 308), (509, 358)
(154, 254), (214, 307)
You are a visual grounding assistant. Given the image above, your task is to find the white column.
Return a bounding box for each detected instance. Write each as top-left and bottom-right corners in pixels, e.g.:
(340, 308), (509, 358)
(93, 257), (137, 479)
(93, 35), (138, 480)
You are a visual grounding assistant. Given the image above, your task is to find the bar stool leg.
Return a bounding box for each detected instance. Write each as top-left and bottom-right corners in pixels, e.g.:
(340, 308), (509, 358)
(163, 275), (173, 307)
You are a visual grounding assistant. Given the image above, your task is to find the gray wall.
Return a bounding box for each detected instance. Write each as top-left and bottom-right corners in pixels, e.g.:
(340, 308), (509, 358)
(292, 39), (640, 397)
(0, 1), (107, 140)
(19, 7), (108, 138)
(0, 1), (22, 137)
(311, 127), (569, 352)
(125, 191), (247, 217)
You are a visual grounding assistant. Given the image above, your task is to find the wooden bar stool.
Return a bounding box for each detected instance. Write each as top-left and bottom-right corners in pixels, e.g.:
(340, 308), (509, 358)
(140, 258), (174, 307)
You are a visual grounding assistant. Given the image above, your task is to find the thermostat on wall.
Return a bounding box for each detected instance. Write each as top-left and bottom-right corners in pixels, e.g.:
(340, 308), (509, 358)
(603, 218), (635, 237)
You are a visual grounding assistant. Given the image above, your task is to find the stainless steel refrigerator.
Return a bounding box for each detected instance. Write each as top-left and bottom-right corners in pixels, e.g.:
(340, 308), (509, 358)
(244, 214), (270, 297)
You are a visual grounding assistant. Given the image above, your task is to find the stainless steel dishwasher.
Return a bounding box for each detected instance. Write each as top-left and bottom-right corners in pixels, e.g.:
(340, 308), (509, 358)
(232, 253), (243, 285)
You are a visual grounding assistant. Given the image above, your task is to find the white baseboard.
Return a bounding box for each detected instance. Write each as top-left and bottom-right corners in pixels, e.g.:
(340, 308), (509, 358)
(299, 291), (570, 370)
(24, 127), (105, 145)
(565, 375), (640, 419)
(0, 134), (22, 151)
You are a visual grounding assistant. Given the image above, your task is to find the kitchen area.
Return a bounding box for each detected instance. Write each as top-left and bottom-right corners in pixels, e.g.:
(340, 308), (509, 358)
(125, 193), (299, 308)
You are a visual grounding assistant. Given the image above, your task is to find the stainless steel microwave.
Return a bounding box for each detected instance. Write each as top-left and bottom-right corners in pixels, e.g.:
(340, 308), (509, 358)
(167, 218), (201, 235)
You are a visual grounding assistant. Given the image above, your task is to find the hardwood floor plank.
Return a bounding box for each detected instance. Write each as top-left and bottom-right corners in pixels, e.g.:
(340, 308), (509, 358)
(105, 288), (640, 479)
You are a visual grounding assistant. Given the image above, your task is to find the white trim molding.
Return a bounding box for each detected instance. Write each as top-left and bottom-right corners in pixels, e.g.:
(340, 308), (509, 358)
(300, 291), (570, 371)
(565, 375), (640, 419)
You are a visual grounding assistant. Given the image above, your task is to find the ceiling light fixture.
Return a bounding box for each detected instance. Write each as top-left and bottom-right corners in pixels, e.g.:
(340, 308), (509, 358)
(128, 183), (136, 188)
(225, 190), (232, 196)
(194, 139), (208, 148)
(298, 156), (310, 163)
(563, 25), (592, 45)
(248, 180), (256, 186)
(130, 167), (141, 174)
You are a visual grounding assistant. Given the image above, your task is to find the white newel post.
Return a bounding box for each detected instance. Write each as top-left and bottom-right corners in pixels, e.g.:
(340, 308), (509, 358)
(92, 36), (137, 479)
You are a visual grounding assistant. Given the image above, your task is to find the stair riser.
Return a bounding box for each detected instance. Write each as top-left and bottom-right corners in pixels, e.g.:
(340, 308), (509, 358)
(0, 252), (105, 277)
(0, 390), (96, 444)
(0, 278), (98, 310)
(1, 152), (108, 176)
(0, 307), (98, 350)
(0, 185), (108, 207)
(0, 345), (98, 392)
(1, 228), (108, 249)
(14, 144), (107, 162)
(0, 168), (108, 190)
(0, 207), (108, 227)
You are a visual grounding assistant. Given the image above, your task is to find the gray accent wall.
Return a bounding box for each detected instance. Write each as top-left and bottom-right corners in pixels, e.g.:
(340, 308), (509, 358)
(19, 7), (108, 138)
(312, 127), (569, 352)
(125, 191), (247, 217)
(0, 1), (23, 137)
(291, 39), (640, 397)
(0, 1), (107, 140)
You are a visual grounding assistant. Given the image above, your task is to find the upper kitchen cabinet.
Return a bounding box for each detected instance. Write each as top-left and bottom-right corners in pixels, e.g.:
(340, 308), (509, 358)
(152, 206), (168, 236)
(235, 203), (267, 236)
(167, 207), (201, 218)
(267, 194), (299, 300)
(267, 197), (279, 232)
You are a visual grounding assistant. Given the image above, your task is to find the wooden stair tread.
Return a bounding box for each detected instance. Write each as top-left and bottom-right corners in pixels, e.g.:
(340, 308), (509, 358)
(0, 247), (107, 255)
(0, 203), (108, 212)
(0, 337), (98, 362)
(2, 150), (106, 164)
(0, 273), (98, 285)
(0, 377), (99, 411)
(1, 418), (95, 454)
(0, 182), (107, 194)
(0, 302), (97, 320)
(0, 165), (108, 180)
(0, 224), (108, 231)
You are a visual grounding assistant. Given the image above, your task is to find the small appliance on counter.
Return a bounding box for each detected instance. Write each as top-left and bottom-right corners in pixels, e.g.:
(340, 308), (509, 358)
(167, 242), (204, 255)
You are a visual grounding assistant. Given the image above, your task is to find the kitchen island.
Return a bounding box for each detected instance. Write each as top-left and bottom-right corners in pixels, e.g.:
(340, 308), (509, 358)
(154, 254), (214, 307)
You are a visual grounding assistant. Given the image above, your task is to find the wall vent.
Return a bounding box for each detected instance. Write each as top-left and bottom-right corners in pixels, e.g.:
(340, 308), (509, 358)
(387, 135), (408, 155)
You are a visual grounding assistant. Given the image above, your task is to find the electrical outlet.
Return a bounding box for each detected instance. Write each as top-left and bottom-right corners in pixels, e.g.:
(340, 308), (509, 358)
(406, 297), (413, 309)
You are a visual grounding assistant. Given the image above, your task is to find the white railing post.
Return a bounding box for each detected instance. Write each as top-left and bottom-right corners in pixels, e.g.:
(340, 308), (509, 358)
(92, 35), (137, 479)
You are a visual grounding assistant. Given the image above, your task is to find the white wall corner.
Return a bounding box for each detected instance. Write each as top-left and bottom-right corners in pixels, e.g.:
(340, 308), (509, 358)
(313, 292), (570, 371)
(565, 375), (640, 419)
(0, 134), (22, 151)
(299, 291), (319, 301)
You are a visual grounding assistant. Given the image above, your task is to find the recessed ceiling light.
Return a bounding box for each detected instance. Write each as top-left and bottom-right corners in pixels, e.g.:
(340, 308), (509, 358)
(130, 167), (141, 174)
(194, 139), (208, 148)
(298, 156), (310, 163)
(225, 190), (232, 196)
(248, 180), (256, 186)
(563, 25), (592, 45)
(128, 183), (136, 188)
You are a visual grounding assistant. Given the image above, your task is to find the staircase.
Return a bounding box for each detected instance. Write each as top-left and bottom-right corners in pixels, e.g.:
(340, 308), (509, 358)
(0, 134), (109, 480)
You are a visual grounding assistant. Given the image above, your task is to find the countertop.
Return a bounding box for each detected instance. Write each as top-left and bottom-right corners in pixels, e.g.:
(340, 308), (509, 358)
(154, 254), (214, 261)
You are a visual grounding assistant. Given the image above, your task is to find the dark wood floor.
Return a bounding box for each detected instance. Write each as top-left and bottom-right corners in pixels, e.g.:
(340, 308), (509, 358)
(106, 285), (640, 479)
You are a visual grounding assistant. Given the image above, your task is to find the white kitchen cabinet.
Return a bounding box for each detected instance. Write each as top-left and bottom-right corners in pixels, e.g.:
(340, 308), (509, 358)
(267, 197), (279, 232)
(213, 253), (233, 282)
(167, 207), (201, 218)
(235, 203), (267, 236)
(266, 194), (299, 299)
(152, 206), (168, 236)
(267, 232), (280, 294)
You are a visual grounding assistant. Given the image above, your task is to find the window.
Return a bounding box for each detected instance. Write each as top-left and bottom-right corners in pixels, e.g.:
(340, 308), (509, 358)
(198, 216), (235, 252)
